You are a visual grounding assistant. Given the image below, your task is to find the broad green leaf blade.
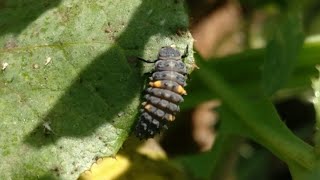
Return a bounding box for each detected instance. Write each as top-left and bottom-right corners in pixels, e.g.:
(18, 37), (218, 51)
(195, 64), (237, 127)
(179, 51), (318, 179)
(0, 0), (193, 179)
(183, 39), (320, 109)
(262, 14), (304, 95)
(196, 57), (315, 170)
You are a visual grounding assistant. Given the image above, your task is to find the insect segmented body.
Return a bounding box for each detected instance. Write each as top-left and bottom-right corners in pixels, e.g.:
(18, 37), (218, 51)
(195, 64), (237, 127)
(135, 46), (188, 139)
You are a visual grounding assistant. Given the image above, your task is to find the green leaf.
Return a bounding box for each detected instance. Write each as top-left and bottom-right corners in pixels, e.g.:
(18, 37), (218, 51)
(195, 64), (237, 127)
(183, 39), (320, 109)
(262, 13), (304, 95)
(177, 37), (320, 180)
(195, 56), (315, 172)
(0, 0), (193, 179)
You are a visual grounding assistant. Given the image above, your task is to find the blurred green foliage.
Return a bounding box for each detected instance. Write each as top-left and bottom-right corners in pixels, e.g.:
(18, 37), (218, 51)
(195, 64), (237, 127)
(177, 0), (320, 179)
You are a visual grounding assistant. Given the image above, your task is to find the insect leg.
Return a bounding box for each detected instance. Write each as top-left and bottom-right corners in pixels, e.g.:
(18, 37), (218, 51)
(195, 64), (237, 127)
(181, 45), (189, 59)
(137, 57), (157, 63)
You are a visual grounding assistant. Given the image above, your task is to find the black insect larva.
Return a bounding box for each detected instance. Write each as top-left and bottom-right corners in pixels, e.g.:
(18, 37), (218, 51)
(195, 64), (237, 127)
(135, 46), (188, 139)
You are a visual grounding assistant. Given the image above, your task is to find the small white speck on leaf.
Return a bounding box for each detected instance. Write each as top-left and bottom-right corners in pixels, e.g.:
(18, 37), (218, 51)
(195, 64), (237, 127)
(2, 62), (8, 71)
(45, 57), (52, 66)
(43, 121), (55, 135)
(117, 112), (124, 117)
(33, 64), (40, 69)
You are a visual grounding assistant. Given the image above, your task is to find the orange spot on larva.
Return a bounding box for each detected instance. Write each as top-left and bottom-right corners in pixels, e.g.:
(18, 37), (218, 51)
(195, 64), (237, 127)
(149, 81), (162, 88)
(176, 85), (187, 95)
(144, 104), (152, 111)
(167, 114), (175, 121)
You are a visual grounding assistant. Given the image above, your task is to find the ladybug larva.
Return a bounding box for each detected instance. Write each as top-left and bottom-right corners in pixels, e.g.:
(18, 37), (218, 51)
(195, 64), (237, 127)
(135, 46), (188, 139)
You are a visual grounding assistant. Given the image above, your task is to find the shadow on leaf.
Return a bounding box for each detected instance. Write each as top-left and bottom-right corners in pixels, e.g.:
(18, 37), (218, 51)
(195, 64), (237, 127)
(24, 0), (188, 148)
(0, 0), (61, 37)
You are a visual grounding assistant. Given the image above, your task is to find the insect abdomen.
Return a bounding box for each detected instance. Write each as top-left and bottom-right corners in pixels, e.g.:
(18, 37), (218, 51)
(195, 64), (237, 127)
(135, 46), (187, 139)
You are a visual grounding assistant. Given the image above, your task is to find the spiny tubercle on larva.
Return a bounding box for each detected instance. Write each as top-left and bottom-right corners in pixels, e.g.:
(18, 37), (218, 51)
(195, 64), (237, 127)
(135, 46), (188, 139)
